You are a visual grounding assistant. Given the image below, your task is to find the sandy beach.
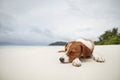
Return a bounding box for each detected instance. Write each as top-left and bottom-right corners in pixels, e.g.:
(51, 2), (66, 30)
(0, 45), (120, 80)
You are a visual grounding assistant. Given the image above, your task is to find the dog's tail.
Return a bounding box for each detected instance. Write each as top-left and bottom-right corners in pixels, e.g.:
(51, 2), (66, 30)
(58, 50), (65, 53)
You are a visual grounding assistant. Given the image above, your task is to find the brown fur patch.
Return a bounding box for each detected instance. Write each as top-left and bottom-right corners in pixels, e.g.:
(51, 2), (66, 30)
(65, 41), (93, 62)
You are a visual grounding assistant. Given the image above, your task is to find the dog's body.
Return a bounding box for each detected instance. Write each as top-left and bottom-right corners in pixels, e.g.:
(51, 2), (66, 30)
(59, 38), (105, 67)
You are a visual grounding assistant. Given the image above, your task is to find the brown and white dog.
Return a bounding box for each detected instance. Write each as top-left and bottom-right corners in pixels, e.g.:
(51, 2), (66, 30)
(58, 38), (105, 67)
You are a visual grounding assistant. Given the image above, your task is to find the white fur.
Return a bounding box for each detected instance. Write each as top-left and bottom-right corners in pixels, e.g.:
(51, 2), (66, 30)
(93, 54), (105, 62)
(62, 54), (69, 63)
(72, 58), (81, 67)
(76, 38), (92, 50)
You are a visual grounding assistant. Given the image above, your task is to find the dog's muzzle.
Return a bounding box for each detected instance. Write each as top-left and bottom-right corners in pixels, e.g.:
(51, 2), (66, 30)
(59, 54), (69, 63)
(59, 57), (64, 63)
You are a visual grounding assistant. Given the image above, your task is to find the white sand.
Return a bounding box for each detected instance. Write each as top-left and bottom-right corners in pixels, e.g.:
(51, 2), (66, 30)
(0, 45), (120, 80)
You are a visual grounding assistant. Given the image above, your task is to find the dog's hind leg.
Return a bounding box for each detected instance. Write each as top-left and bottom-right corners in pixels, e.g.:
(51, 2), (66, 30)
(92, 53), (105, 62)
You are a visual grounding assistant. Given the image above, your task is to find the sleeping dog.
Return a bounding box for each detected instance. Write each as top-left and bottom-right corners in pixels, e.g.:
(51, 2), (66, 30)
(58, 38), (105, 67)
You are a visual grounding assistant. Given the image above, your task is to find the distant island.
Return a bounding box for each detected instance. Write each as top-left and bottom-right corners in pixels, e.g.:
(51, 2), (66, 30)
(49, 41), (66, 46)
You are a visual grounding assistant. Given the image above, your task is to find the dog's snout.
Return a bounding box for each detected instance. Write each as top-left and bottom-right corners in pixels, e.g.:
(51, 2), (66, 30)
(59, 57), (64, 63)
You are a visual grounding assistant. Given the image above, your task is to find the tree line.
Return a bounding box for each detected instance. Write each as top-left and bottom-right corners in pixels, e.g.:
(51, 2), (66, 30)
(95, 27), (120, 45)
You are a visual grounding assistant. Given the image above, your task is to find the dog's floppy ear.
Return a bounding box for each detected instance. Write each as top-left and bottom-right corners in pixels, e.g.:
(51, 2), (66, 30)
(65, 42), (68, 51)
(65, 42), (73, 54)
(80, 43), (91, 58)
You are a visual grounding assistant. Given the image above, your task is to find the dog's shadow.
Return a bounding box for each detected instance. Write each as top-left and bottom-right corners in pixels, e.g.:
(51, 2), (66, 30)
(80, 57), (93, 63)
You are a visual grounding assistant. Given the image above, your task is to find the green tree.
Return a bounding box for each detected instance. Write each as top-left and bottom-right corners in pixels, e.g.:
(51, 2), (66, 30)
(98, 28), (118, 41)
(111, 28), (118, 36)
(96, 27), (120, 45)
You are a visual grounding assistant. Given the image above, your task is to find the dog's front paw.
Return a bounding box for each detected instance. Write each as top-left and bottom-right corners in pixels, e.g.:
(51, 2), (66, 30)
(93, 55), (105, 62)
(72, 58), (81, 67)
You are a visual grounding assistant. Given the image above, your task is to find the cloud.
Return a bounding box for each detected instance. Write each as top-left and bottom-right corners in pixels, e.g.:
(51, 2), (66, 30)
(0, 0), (120, 45)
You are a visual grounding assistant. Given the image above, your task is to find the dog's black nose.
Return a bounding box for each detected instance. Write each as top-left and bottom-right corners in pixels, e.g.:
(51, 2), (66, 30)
(59, 57), (64, 63)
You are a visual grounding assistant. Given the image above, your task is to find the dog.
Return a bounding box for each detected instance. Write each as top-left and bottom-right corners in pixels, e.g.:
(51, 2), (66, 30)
(58, 38), (105, 67)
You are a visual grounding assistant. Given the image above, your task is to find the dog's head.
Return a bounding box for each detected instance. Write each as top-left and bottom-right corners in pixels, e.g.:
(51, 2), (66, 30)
(59, 41), (91, 63)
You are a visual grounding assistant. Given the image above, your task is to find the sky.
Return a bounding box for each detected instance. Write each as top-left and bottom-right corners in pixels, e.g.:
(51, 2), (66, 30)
(0, 0), (120, 45)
